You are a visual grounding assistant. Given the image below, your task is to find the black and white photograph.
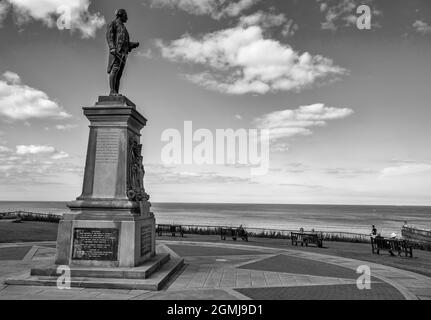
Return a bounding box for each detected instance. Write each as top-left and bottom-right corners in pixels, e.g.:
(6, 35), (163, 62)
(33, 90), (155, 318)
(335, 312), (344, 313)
(0, 0), (431, 307)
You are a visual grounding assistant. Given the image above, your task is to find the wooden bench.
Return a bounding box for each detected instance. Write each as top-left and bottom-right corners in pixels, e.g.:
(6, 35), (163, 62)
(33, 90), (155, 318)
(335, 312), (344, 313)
(156, 224), (184, 237)
(370, 236), (413, 257)
(221, 227), (248, 241)
(291, 232), (323, 248)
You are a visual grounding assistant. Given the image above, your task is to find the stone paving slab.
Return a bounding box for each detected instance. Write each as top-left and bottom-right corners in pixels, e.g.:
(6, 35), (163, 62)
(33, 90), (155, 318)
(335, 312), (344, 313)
(410, 288), (431, 296)
(76, 288), (133, 294)
(0, 285), (45, 296)
(32, 247), (57, 260)
(167, 244), (268, 257)
(22, 246), (39, 261)
(235, 283), (405, 300)
(92, 293), (141, 300)
(147, 288), (240, 300)
(129, 291), (160, 300)
(0, 285), (155, 300)
(239, 254), (360, 279)
(0, 246), (33, 261)
(168, 262), (365, 291)
(0, 241), (56, 249)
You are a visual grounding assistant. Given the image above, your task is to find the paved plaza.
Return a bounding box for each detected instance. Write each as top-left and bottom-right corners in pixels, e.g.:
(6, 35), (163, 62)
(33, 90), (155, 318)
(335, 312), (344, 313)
(1, 239), (431, 300)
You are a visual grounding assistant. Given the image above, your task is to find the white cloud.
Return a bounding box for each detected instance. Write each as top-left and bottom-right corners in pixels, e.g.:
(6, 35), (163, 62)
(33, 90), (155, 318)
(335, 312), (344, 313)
(0, 1), (9, 25)
(281, 19), (299, 37)
(158, 25), (346, 95)
(136, 49), (154, 59)
(145, 164), (253, 185)
(51, 151), (69, 160)
(254, 103), (353, 140)
(381, 163), (431, 178)
(149, 0), (259, 20)
(221, 0), (258, 18)
(271, 142), (289, 153)
(2, 71), (20, 84)
(239, 11), (287, 28)
(55, 124), (78, 130)
(0, 144), (71, 184)
(0, 147), (80, 185)
(317, 0), (380, 31)
(0, 145), (12, 153)
(238, 11), (298, 37)
(2, 0), (105, 38)
(16, 145), (56, 155)
(0, 71), (71, 121)
(234, 114), (242, 120)
(413, 20), (431, 35)
(326, 167), (376, 176)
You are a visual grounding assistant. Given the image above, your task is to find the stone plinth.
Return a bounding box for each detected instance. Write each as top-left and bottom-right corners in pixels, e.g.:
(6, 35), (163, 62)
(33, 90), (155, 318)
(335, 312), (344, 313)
(55, 96), (155, 268)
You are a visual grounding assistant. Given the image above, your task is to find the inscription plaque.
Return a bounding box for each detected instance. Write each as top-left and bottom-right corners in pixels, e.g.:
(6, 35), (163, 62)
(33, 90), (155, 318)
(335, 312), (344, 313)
(95, 130), (120, 163)
(92, 129), (120, 198)
(72, 228), (119, 261)
(141, 226), (152, 256)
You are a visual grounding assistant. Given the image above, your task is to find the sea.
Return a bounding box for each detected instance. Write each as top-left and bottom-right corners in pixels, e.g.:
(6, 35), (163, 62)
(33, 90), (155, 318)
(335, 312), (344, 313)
(1, 201), (430, 237)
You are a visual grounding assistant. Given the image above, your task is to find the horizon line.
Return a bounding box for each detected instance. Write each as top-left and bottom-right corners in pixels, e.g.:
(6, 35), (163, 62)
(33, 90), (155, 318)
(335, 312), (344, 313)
(1, 200), (431, 208)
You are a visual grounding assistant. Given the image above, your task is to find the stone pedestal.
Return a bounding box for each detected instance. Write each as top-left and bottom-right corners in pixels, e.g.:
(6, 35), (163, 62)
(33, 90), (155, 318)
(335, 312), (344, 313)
(55, 96), (155, 268)
(5, 96), (184, 291)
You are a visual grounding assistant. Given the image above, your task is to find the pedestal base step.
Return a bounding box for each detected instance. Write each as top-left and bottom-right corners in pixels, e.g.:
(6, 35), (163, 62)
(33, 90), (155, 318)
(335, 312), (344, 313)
(5, 256), (184, 291)
(31, 253), (170, 279)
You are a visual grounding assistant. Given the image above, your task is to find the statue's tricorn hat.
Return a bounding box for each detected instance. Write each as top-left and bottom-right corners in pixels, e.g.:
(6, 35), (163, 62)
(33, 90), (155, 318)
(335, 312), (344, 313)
(115, 9), (127, 17)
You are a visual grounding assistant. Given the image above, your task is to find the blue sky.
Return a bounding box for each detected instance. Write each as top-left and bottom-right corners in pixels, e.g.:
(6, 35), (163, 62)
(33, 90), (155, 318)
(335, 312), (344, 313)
(1, 0), (431, 205)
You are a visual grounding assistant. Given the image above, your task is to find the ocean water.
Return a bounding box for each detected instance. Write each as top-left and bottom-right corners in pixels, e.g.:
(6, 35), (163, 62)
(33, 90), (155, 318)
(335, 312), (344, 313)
(0, 201), (430, 236)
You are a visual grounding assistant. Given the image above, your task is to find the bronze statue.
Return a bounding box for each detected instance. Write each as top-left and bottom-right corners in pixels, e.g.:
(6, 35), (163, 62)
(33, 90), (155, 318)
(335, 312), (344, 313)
(106, 9), (140, 96)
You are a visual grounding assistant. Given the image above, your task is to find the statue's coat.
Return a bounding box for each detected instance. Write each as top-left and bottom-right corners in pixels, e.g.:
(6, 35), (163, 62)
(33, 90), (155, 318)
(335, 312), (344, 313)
(106, 19), (131, 74)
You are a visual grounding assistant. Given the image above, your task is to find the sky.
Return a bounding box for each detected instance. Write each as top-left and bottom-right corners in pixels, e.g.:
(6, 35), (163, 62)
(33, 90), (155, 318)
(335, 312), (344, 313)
(0, 0), (431, 205)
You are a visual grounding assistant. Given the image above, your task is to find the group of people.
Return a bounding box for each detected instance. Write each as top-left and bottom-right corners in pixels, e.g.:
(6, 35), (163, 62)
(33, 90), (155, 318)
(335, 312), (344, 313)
(371, 225), (406, 256)
(371, 225), (399, 239)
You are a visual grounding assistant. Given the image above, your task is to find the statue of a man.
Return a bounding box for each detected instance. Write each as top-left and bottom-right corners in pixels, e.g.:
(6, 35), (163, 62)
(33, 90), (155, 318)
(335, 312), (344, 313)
(106, 9), (140, 96)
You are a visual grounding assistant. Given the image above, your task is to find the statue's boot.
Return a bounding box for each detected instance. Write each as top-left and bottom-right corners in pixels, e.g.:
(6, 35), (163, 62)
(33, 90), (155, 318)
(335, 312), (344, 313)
(115, 80), (121, 96)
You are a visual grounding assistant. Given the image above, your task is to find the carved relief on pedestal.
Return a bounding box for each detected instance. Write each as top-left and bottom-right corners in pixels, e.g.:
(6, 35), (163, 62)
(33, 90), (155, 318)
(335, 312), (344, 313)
(127, 134), (150, 203)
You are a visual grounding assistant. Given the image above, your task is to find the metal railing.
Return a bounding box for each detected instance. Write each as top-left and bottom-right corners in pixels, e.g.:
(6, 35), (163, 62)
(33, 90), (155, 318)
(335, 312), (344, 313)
(0, 211), (61, 223)
(159, 224), (371, 243)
